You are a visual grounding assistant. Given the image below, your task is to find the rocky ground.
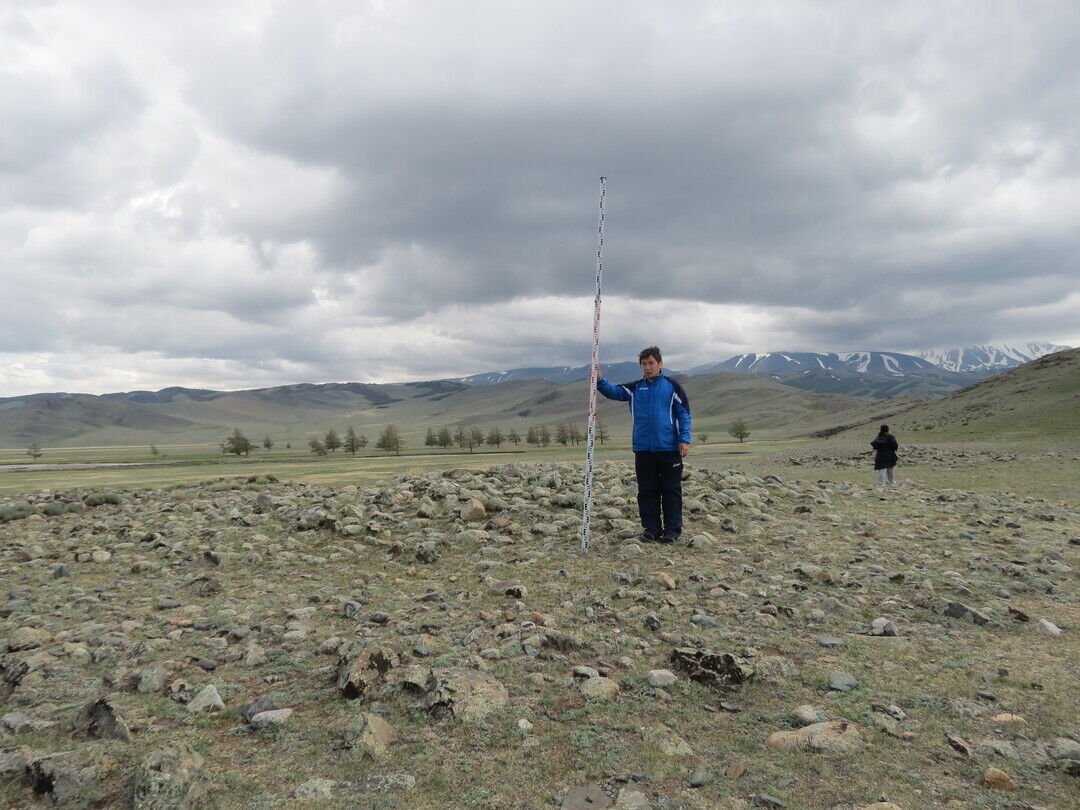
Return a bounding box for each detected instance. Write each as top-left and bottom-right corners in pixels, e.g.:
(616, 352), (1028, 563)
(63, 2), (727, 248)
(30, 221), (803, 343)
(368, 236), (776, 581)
(0, 460), (1077, 809)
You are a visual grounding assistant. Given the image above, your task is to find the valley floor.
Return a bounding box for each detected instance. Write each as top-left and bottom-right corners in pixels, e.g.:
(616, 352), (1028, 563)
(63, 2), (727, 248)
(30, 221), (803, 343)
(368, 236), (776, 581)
(0, 441), (1076, 809)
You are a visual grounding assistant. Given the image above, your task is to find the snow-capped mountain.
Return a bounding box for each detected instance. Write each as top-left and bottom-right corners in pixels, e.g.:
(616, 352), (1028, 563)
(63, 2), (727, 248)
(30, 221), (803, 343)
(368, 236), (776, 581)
(692, 351), (940, 377)
(915, 343), (1070, 374)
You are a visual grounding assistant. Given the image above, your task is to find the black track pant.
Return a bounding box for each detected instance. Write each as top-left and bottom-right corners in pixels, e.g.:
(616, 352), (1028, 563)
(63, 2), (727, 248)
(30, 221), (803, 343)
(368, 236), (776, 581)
(634, 450), (683, 537)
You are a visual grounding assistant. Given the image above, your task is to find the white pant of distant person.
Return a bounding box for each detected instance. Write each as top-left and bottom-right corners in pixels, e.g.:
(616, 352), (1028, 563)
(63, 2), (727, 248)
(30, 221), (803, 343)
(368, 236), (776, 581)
(877, 467), (895, 486)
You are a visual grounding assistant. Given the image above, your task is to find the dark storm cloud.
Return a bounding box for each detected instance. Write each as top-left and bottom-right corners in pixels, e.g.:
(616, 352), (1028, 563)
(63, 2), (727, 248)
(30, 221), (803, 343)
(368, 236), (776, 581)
(0, 1), (1077, 394)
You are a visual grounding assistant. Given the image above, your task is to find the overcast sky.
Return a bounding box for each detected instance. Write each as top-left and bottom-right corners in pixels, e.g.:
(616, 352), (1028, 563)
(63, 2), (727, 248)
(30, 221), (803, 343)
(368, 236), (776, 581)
(1, 1), (1078, 395)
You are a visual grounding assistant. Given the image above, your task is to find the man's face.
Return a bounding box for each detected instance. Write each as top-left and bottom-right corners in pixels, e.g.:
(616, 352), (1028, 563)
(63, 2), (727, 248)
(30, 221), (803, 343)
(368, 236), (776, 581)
(640, 355), (662, 380)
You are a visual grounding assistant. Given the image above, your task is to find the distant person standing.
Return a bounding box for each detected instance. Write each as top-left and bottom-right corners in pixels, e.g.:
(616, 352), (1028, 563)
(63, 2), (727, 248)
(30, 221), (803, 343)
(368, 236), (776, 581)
(871, 424), (898, 485)
(596, 346), (691, 543)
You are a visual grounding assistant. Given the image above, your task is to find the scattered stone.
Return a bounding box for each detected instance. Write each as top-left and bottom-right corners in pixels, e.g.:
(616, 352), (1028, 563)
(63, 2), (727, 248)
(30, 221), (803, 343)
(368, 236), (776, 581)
(132, 743), (211, 810)
(670, 647), (754, 691)
(562, 783), (613, 810)
(869, 617), (899, 636)
(793, 705), (821, 726)
(765, 721), (864, 753)
(73, 696), (132, 741)
(1037, 619), (1062, 636)
(580, 676), (620, 700)
(342, 712), (396, 759)
(241, 695), (278, 722)
(752, 793), (786, 808)
(614, 788), (652, 810)
(688, 767), (711, 788)
(420, 668), (509, 722)
(641, 724), (694, 759)
(646, 669), (677, 688)
(989, 713), (1026, 727)
(943, 601), (992, 626)
(249, 708), (293, 728)
(294, 778), (336, 799)
(982, 766), (1017, 790)
(186, 684), (225, 714)
(828, 671), (858, 692)
(338, 645), (400, 699)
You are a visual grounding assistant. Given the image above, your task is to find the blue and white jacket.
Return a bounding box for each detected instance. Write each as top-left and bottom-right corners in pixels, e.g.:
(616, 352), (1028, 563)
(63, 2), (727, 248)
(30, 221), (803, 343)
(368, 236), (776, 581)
(597, 370), (691, 453)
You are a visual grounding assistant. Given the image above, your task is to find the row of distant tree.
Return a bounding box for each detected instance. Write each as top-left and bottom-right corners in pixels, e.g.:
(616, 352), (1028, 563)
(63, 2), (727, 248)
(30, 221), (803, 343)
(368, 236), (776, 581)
(21, 417), (750, 464)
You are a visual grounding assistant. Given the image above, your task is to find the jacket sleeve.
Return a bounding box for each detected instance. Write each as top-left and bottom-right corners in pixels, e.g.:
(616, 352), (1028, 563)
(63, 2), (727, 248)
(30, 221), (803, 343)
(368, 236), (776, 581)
(671, 380), (692, 444)
(889, 436), (898, 451)
(597, 378), (631, 401)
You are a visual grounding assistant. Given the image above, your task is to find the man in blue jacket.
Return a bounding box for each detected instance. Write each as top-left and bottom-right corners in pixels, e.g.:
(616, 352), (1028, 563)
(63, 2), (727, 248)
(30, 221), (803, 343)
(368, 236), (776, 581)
(596, 346), (691, 543)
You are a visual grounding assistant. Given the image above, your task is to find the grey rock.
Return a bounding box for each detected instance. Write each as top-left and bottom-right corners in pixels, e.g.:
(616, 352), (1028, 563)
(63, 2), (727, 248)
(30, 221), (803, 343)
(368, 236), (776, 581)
(828, 671), (858, 692)
(943, 601), (992, 626)
(753, 793), (786, 808)
(294, 778), (336, 799)
(186, 684), (224, 714)
(73, 696), (132, 741)
(132, 743), (211, 810)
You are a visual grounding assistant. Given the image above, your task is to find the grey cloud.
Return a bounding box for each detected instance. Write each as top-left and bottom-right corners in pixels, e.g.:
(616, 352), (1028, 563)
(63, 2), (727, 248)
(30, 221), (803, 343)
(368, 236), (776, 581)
(0, 1), (1078, 394)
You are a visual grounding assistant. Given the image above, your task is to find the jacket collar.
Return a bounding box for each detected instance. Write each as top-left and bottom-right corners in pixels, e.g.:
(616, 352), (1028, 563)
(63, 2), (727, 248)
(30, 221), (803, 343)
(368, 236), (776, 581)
(642, 369), (665, 384)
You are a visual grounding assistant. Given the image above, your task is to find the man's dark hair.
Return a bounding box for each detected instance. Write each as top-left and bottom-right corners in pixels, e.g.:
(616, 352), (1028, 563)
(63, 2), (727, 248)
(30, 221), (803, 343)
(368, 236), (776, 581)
(639, 346), (662, 363)
(880, 424), (889, 434)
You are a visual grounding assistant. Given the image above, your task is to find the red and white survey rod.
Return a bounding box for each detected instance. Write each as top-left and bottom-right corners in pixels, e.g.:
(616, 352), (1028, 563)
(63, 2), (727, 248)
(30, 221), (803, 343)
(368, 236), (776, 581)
(581, 177), (606, 553)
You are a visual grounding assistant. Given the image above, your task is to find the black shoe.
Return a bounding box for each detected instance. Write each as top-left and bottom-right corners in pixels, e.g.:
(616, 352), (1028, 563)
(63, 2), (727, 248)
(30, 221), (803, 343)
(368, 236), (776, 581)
(658, 532), (678, 543)
(640, 531), (659, 543)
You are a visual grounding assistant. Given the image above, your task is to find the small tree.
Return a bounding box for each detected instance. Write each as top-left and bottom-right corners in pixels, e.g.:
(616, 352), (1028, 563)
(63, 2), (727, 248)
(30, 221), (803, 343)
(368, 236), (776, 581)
(26, 441), (43, 461)
(555, 423), (570, 446)
(376, 424), (404, 455)
(225, 428), (252, 456)
(308, 436), (328, 456)
(358, 433), (369, 449)
(728, 418), (750, 443)
(506, 428), (521, 446)
(150, 444), (159, 456)
(437, 426), (453, 448)
(569, 423), (583, 445)
(526, 426), (539, 446)
(424, 427), (437, 447)
(324, 428), (342, 453)
(539, 425), (552, 447)
(469, 427), (484, 450)
(263, 435), (274, 450)
(596, 422), (609, 445)
(697, 432), (709, 444)
(343, 426), (361, 455)
(485, 426), (504, 447)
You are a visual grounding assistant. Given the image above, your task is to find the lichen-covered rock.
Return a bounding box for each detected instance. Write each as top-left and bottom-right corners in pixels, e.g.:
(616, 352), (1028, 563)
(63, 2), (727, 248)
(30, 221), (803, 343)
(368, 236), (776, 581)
(337, 645), (400, 700)
(73, 696), (132, 741)
(420, 668), (508, 722)
(342, 712), (396, 760)
(132, 742), (210, 810)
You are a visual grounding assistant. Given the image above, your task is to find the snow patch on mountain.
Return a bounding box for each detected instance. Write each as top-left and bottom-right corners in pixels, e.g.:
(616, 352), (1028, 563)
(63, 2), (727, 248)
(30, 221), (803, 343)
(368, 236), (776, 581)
(916, 342), (1070, 373)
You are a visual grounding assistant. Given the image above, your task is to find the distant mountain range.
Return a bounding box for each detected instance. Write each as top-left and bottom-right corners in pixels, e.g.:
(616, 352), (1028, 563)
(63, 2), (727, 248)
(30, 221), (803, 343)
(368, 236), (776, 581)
(693, 351), (941, 376)
(913, 342), (1070, 373)
(449, 343), (1070, 399)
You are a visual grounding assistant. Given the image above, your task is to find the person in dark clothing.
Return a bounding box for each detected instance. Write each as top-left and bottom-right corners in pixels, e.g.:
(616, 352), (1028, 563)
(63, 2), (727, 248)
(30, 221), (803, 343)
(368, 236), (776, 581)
(871, 424), (898, 485)
(596, 346), (691, 543)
